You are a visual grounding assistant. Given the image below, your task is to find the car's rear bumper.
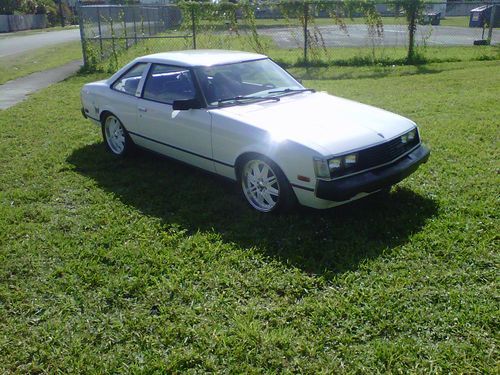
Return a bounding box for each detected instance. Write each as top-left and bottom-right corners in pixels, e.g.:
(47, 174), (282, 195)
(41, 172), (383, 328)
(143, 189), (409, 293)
(315, 144), (430, 202)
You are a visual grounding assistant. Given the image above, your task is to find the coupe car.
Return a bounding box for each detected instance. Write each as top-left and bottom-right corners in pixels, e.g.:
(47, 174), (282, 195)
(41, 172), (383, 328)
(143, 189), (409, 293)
(80, 50), (430, 213)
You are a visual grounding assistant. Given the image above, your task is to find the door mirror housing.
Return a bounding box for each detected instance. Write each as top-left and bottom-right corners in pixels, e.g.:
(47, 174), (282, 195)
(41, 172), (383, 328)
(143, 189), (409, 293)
(172, 98), (202, 110)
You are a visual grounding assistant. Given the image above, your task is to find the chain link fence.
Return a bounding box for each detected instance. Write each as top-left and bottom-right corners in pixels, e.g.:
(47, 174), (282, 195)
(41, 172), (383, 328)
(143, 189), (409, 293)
(78, 1), (499, 71)
(78, 4), (189, 69)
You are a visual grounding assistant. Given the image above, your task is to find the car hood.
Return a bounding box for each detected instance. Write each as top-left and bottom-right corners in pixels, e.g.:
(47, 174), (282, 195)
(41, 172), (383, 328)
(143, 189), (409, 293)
(211, 92), (416, 155)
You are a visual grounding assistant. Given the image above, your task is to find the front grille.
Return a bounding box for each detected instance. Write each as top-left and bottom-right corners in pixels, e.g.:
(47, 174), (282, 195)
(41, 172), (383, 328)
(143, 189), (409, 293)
(330, 131), (420, 178)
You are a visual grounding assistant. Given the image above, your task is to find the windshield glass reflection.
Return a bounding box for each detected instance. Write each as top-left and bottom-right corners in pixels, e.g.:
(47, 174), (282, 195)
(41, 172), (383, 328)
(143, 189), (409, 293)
(195, 59), (304, 106)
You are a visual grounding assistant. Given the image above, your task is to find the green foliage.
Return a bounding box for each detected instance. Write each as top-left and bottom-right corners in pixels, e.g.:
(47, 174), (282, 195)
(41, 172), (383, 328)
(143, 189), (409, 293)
(0, 0), (21, 14)
(0, 0), (75, 26)
(1, 0), (57, 15)
(0, 0), (22, 14)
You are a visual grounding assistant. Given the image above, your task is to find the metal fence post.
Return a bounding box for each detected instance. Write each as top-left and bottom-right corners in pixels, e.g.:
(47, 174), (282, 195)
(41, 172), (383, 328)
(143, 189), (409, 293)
(303, 2), (308, 65)
(147, 9), (152, 35)
(109, 7), (116, 59)
(153, 8), (157, 35)
(77, 5), (87, 67)
(97, 7), (103, 58)
(191, 6), (196, 49)
(133, 6), (138, 44)
(487, 4), (496, 42)
(123, 7), (128, 49)
(140, 7), (145, 35)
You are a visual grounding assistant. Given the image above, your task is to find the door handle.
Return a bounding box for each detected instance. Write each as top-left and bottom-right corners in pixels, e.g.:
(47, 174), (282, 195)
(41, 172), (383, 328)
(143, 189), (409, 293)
(138, 106), (147, 112)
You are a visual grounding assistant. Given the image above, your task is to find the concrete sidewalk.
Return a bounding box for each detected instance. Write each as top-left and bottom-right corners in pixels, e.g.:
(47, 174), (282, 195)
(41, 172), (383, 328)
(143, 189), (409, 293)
(0, 60), (82, 110)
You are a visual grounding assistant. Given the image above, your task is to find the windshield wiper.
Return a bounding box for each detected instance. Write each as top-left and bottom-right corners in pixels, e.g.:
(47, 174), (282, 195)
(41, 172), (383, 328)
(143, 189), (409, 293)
(268, 88), (316, 95)
(217, 95), (280, 107)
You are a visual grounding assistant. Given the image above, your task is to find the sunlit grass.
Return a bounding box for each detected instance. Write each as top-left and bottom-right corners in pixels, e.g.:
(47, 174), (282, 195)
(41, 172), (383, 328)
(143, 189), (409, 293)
(0, 41), (82, 84)
(0, 59), (498, 373)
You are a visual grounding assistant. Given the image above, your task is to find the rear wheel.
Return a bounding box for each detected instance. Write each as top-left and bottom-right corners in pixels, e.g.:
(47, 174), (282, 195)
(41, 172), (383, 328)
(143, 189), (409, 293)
(240, 156), (296, 213)
(102, 114), (133, 157)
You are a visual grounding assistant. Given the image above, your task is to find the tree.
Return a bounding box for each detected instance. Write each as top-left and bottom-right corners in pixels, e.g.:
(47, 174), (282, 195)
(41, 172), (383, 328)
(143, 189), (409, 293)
(395, 0), (426, 62)
(0, 0), (22, 15)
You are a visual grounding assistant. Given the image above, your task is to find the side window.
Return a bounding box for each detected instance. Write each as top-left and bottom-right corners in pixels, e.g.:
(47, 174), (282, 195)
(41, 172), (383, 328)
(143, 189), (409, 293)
(112, 63), (148, 96)
(142, 64), (196, 104)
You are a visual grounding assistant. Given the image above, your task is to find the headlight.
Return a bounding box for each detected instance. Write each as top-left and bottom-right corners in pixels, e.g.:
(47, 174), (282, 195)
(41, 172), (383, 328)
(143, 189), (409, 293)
(407, 129), (416, 141)
(402, 128), (417, 144)
(313, 153), (358, 178)
(313, 158), (330, 178)
(344, 153), (357, 166)
(328, 158), (342, 170)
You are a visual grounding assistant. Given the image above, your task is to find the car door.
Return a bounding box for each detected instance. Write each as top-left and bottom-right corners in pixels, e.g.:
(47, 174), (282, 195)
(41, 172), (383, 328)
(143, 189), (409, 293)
(133, 64), (214, 172)
(107, 62), (149, 132)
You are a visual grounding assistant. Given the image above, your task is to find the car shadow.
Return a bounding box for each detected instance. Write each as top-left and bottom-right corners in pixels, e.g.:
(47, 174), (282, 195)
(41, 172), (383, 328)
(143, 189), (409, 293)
(67, 143), (438, 279)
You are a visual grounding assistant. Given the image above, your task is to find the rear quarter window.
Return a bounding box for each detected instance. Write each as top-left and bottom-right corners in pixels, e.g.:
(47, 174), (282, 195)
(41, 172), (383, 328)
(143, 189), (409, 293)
(112, 63), (148, 96)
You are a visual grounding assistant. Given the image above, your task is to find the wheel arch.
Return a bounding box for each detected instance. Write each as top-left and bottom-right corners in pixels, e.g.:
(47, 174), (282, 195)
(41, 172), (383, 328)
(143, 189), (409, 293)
(235, 151), (298, 213)
(99, 110), (116, 125)
(99, 110), (132, 133)
(234, 151), (288, 184)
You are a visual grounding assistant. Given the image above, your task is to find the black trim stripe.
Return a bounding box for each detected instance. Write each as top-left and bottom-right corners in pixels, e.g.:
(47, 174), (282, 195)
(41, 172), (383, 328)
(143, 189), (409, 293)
(128, 130), (234, 168)
(291, 183), (315, 192)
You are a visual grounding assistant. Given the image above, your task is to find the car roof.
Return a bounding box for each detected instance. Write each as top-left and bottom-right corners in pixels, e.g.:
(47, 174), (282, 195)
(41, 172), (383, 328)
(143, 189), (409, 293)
(136, 49), (268, 67)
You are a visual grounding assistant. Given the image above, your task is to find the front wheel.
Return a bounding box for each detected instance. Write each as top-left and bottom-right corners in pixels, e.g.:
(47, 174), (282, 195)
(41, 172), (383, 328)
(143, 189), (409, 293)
(102, 114), (133, 157)
(240, 157), (296, 213)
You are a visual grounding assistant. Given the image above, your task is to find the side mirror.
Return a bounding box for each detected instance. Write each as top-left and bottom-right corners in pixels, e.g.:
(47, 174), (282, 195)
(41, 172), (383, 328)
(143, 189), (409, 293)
(172, 98), (202, 110)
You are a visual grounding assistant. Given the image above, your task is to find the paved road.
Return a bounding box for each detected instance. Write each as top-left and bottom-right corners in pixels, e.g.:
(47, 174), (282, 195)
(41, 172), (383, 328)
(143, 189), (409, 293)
(259, 24), (499, 48)
(0, 29), (81, 58)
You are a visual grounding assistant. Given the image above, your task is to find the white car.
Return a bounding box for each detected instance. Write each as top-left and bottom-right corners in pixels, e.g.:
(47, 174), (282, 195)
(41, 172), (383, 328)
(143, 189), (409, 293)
(80, 50), (430, 213)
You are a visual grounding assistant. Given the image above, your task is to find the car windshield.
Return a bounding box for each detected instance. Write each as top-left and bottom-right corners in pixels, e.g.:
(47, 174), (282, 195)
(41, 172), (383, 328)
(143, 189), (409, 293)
(195, 58), (305, 106)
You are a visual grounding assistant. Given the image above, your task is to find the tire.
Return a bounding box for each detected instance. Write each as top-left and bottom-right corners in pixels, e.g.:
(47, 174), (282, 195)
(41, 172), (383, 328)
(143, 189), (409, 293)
(239, 155), (296, 213)
(101, 113), (133, 157)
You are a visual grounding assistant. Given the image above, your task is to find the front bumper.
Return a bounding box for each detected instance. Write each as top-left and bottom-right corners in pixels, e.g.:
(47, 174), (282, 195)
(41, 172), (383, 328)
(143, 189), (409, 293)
(316, 144), (430, 201)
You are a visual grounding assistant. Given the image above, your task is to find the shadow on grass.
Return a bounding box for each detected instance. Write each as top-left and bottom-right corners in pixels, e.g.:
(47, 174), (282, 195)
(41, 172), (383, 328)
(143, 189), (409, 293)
(68, 143), (438, 278)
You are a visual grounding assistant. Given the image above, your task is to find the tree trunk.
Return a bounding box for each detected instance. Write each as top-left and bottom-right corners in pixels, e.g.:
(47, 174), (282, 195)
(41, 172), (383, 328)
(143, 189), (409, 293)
(407, 5), (417, 62)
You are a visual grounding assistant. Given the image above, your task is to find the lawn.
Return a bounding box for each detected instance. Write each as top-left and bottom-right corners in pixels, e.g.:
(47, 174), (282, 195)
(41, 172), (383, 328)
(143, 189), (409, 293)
(0, 58), (498, 372)
(0, 41), (82, 85)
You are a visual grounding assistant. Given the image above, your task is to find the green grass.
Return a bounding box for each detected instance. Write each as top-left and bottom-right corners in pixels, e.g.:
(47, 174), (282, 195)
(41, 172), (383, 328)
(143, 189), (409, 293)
(440, 16), (470, 27)
(0, 41), (82, 84)
(0, 59), (498, 372)
(287, 56), (500, 80)
(272, 45), (500, 67)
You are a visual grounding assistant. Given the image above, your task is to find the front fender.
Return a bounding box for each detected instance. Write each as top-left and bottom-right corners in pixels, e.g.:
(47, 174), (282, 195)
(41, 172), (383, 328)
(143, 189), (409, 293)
(233, 139), (319, 191)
